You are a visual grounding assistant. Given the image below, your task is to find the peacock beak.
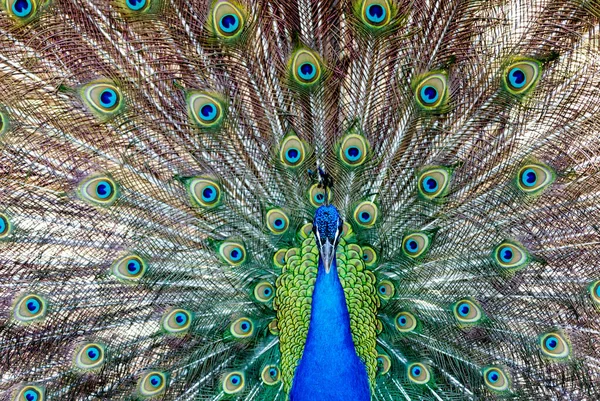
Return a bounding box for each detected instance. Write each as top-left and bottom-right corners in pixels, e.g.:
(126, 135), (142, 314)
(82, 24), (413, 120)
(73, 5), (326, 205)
(320, 239), (335, 274)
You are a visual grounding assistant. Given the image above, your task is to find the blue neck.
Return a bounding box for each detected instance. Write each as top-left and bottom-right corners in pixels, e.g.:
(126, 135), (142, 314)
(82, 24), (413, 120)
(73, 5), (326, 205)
(290, 257), (371, 401)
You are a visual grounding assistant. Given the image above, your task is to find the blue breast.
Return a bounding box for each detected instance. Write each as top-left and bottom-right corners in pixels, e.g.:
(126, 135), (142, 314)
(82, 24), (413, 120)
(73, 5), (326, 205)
(290, 257), (371, 401)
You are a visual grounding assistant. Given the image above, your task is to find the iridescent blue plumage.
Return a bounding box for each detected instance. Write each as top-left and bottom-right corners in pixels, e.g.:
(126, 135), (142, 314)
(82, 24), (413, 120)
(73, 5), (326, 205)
(290, 205), (370, 401)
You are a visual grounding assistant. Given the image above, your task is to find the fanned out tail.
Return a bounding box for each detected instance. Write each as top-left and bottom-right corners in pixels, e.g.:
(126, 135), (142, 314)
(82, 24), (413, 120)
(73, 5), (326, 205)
(1, 0), (600, 400)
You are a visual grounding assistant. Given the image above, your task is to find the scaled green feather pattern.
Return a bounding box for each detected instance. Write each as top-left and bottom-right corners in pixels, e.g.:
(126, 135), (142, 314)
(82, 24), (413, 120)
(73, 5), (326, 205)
(335, 236), (380, 385)
(275, 230), (379, 391)
(275, 226), (380, 391)
(275, 233), (316, 393)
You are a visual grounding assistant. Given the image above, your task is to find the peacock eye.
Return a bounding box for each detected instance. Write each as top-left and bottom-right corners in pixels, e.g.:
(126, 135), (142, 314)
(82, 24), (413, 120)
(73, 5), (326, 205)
(590, 280), (600, 306)
(79, 176), (119, 206)
(253, 281), (275, 303)
(415, 73), (448, 110)
(452, 299), (483, 324)
(188, 177), (222, 208)
(0, 213), (11, 238)
(125, 0), (149, 11)
(162, 308), (192, 334)
(112, 255), (147, 282)
(15, 385), (45, 401)
(402, 232), (431, 259)
(138, 371), (167, 397)
(376, 353), (391, 375)
(395, 311), (417, 332)
(74, 343), (105, 370)
(268, 319), (279, 335)
(539, 331), (570, 359)
(11, 0), (33, 17)
(280, 134), (307, 168)
(503, 59), (541, 96)
(482, 366), (510, 392)
(290, 49), (322, 87)
(261, 365), (280, 385)
(360, 0), (391, 28)
(377, 280), (394, 300)
(230, 317), (254, 338)
(339, 133), (369, 167)
(417, 166), (451, 200)
(187, 93), (225, 129)
(6, 0), (42, 22)
(219, 241), (247, 266)
(492, 241), (529, 271)
(0, 110), (9, 137)
(309, 184), (331, 207)
(273, 248), (287, 268)
(266, 209), (290, 235)
(212, 1), (245, 39)
(353, 201), (378, 228)
(222, 371), (245, 394)
(13, 294), (46, 323)
(81, 82), (124, 119)
(298, 62), (316, 81)
(516, 163), (554, 195)
(407, 362), (431, 384)
(361, 246), (377, 267)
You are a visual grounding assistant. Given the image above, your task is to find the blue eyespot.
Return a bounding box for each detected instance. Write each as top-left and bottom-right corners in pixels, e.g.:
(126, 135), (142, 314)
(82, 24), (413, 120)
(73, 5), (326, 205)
(202, 185), (218, 202)
(219, 14), (239, 33)
(508, 67), (526, 89)
(545, 336), (558, 350)
(297, 62), (316, 81)
(87, 347), (100, 361)
(596, 284), (600, 298)
(423, 176), (438, 193)
(26, 299), (40, 313)
(230, 374), (241, 385)
(240, 321), (250, 332)
(405, 239), (419, 253)
(285, 148), (301, 163)
(24, 390), (39, 401)
(199, 103), (217, 121)
(499, 247), (513, 263)
(0, 216), (6, 234)
(263, 287), (272, 296)
(99, 89), (118, 109)
(269, 368), (277, 377)
(397, 316), (407, 326)
(274, 218), (284, 228)
(315, 193), (325, 203)
(126, 0), (147, 11)
(420, 86), (439, 104)
(345, 146), (362, 162)
(359, 211), (372, 223)
(175, 312), (188, 326)
(458, 303), (470, 317)
(379, 285), (386, 294)
(487, 371), (499, 383)
(521, 168), (537, 187)
(149, 374), (162, 387)
(127, 259), (141, 274)
(230, 247), (242, 262)
(366, 4), (386, 23)
(12, 0), (32, 18)
(411, 366), (422, 376)
(95, 181), (113, 199)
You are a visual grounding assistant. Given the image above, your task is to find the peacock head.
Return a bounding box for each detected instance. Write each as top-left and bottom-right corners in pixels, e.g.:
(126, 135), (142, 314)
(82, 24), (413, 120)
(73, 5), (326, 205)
(313, 205), (343, 274)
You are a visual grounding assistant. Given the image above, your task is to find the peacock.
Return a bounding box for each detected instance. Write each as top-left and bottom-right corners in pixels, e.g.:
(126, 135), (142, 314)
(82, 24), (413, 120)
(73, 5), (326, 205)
(1, 0), (600, 399)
